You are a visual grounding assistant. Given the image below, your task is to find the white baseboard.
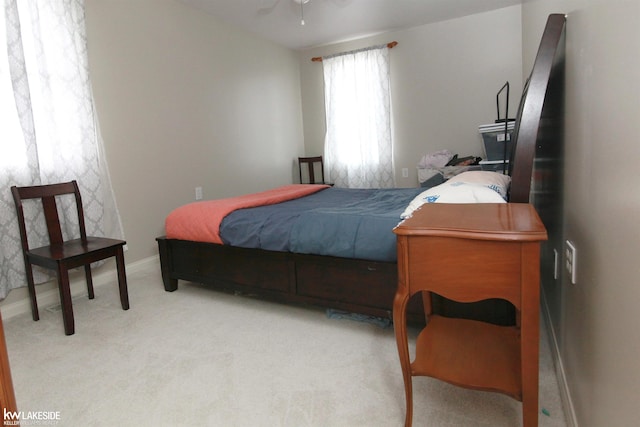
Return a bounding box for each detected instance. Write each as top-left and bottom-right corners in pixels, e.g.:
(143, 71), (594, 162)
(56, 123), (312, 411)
(0, 256), (159, 321)
(541, 290), (578, 427)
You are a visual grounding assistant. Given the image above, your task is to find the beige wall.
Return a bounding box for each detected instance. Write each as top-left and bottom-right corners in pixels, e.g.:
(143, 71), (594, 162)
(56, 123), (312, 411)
(299, 6), (523, 187)
(522, 1), (640, 426)
(85, 0), (304, 263)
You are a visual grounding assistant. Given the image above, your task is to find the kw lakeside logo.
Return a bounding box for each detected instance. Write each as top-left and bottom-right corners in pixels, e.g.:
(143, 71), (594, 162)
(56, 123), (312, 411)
(3, 408), (61, 426)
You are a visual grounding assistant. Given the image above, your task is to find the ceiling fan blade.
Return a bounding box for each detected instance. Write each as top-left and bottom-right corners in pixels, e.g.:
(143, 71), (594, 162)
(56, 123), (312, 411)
(328, 0), (353, 8)
(257, 0), (281, 15)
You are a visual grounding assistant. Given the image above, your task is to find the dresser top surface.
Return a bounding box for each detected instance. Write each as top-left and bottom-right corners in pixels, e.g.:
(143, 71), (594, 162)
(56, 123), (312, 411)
(394, 203), (547, 242)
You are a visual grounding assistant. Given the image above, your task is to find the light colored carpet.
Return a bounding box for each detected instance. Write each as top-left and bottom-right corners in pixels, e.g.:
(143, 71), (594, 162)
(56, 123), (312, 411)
(3, 261), (567, 426)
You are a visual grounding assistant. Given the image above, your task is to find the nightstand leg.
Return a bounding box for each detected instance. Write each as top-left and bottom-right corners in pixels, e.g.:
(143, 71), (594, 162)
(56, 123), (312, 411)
(521, 243), (541, 427)
(393, 291), (413, 427)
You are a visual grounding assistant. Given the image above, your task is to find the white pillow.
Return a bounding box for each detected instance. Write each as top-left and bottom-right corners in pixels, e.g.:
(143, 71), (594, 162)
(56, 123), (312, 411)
(447, 170), (511, 198)
(400, 171), (511, 219)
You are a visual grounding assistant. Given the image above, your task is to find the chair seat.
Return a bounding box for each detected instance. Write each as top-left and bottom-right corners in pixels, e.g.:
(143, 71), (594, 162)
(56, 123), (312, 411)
(28, 237), (126, 265)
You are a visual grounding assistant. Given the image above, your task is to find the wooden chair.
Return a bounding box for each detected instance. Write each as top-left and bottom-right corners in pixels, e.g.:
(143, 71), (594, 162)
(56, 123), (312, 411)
(298, 156), (325, 184)
(11, 181), (129, 335)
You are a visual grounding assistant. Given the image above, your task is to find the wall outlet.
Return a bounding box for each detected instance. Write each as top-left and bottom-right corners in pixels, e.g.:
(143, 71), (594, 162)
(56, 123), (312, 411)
(565, 240), (577, 284)
(195, 186), (203, 201)
(402, 168), (409, 178)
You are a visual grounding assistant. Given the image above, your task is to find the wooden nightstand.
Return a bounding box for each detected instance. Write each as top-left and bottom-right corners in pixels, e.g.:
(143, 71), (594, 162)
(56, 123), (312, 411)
(393, 203), (547, 427)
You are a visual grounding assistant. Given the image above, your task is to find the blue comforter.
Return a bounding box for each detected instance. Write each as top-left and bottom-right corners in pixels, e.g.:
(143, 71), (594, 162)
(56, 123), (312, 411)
(219, 187), (424, 262)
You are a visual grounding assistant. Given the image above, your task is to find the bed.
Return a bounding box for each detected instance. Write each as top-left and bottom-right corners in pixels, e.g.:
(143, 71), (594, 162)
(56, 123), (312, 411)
(156, 14), (566, 326)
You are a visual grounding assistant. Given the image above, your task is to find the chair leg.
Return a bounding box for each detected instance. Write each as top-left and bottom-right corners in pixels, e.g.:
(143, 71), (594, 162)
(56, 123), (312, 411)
(23, 259), (39, 321)
(115, 247), (129, 310)
(84, 264), (95, 300)
(56, 267), (75, 336)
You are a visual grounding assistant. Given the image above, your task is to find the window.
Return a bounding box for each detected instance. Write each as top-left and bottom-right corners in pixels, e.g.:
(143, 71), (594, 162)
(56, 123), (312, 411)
(322, 45), (395, 188)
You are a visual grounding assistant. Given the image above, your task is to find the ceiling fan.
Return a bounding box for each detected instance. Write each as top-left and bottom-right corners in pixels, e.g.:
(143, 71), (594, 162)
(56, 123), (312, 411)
(257, 0), (312, 25)
(256, 0), (352, 27)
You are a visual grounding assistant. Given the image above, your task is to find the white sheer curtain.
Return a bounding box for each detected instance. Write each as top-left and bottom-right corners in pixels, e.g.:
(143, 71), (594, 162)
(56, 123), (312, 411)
(322, 45), (395, 188)
(0, 0), (124, 299)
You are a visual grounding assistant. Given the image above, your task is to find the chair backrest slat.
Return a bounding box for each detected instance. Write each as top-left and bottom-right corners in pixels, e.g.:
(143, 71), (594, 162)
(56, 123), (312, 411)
(41, 196), (64, 245)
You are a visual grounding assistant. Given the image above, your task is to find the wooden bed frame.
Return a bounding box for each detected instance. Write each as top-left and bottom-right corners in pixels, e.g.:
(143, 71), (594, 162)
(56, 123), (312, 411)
(157, 14), (566, 326)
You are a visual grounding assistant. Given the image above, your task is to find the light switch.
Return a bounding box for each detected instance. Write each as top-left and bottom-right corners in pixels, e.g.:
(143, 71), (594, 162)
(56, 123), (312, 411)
(565, 240), (577, 284)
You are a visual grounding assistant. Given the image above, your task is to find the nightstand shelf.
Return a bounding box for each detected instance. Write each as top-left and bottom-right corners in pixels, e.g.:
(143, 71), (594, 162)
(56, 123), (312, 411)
(413, 315), (521, 398)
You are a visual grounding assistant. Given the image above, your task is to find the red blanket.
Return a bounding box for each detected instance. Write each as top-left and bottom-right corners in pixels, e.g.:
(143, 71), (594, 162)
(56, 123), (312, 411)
(165, 184), (329, 244)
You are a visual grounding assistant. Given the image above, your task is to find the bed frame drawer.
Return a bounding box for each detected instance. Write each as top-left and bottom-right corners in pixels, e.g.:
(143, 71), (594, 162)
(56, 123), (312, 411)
(170, 240), (294, 293)
(295, 255), (397, 309)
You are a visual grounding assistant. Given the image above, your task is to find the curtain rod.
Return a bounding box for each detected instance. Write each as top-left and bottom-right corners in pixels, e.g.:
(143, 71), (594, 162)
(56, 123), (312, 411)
(311, 41), (397, 62)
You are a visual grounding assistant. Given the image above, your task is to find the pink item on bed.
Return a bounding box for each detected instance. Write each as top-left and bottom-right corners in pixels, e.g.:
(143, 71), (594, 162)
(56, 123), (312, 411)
(165, 184), (330, 244)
